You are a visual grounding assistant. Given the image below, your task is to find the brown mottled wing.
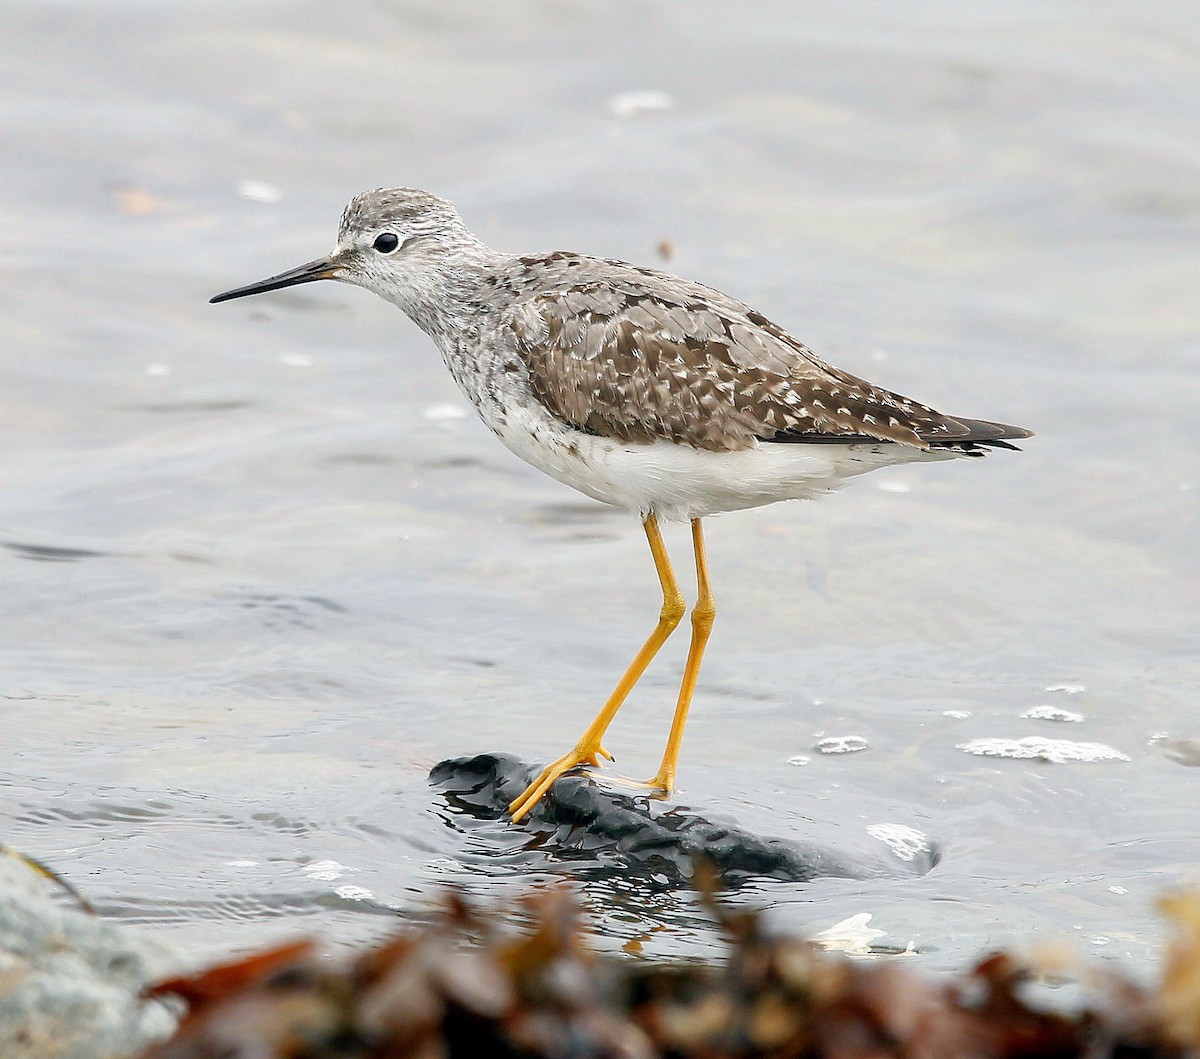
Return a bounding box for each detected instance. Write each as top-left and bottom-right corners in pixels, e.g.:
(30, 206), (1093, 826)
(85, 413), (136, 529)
(505, 270), (974, 453)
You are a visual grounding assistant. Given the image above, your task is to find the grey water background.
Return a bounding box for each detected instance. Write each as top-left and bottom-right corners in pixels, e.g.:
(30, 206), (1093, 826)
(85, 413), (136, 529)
(2, 0), (1197, 974)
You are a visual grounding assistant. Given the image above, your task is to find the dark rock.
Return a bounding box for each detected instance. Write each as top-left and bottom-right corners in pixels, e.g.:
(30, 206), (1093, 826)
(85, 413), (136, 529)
(429, 754), (934, 887)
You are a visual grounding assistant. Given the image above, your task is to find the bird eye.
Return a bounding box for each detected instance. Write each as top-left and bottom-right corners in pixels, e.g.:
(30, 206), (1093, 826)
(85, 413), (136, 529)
(372, 232), (400, 253)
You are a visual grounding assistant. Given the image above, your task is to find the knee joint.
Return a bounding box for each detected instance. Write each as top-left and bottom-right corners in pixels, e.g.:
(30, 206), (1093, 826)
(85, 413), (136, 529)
(660, 593), (686, 626)
(691, 599), (716, 632)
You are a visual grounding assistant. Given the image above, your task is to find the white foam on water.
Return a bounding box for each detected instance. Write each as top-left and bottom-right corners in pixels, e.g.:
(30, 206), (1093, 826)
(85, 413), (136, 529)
(1021, 705), (1085, 722)
(957, 737), (1129, 763)
(814, 736), (869, 755)
(866, 823), (930, 862)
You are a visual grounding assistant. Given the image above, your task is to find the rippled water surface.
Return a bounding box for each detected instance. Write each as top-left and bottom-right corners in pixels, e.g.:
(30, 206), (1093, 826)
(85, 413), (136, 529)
(3, 1), (1197, 975)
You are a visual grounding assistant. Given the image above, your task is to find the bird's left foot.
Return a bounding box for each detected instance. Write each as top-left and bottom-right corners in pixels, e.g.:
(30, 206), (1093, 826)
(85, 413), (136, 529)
(508, 743), (613, 823)
(639, 770), (675, 797)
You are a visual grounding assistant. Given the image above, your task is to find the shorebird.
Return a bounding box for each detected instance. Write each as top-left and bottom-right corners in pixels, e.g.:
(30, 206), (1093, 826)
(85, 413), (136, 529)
(211, 188), (1031, 822)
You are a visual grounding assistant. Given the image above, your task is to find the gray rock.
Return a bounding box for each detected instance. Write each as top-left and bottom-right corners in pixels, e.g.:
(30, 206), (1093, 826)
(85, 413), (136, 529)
(0, 854), (178, 1059)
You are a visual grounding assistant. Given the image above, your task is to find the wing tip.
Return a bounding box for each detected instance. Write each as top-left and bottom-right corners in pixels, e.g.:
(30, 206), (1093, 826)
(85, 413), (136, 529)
(933, 417), (1034, 444)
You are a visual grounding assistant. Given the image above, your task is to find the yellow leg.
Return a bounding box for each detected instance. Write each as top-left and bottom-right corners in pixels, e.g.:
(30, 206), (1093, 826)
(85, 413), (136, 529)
(509, 513), (685, 822)
(645, 517), (716, 793)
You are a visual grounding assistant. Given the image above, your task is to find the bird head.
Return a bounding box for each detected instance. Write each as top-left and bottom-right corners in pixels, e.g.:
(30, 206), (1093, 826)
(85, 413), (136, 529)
(210, 188), (490, 332)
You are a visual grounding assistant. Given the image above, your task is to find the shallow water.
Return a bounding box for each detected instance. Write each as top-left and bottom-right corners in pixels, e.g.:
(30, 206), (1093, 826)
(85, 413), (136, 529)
(2, 0), (1197, 977)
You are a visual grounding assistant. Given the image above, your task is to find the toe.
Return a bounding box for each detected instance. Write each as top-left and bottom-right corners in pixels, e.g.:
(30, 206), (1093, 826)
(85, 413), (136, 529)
(581, 744), (614, 767)
(508, 746), (607, 822)
(640, 772), (673, 793)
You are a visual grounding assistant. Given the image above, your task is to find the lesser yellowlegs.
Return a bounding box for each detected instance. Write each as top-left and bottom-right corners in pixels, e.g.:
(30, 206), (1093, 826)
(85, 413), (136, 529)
(211, 188), (1031, 822)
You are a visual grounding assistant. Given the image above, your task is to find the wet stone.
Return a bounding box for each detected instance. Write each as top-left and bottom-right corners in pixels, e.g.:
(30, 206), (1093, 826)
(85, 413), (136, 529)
(429, 754), (936, 885)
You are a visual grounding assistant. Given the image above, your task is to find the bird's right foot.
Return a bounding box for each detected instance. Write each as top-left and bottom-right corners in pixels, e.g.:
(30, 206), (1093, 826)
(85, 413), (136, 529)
(508, 743), (612, 823)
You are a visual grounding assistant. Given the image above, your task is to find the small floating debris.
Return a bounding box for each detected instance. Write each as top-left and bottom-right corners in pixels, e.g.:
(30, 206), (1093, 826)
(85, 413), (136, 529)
(814, 736), (869, 755)
(1021, 705), (1085, 723)
(1151, 735), (1200, 767)
(116, 186), (172, 215)
(811, 912), (887, 955)
(237, 179), (282, 204)
(423, 402), (468, 421)
(1045, 683), (1086, 694)
(957, 737), (1129, 763)
(942, 709), (972, 719)
(610, 89), (673, 118)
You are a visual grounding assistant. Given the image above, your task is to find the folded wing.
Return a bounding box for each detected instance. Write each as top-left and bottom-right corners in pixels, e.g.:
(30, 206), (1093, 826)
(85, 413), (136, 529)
(504, 256), (1030, 453)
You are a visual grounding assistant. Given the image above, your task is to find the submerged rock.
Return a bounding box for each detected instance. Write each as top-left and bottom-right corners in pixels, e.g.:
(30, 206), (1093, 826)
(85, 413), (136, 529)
(430, 753), (936, 885)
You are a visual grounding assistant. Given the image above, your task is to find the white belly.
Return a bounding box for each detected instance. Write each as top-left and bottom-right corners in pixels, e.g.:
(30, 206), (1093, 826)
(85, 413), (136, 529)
(494, 403), (952, 522)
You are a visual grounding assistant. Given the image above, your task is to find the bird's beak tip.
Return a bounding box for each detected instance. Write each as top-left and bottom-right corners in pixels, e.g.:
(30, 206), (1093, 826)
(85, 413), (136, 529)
(209, 256), (341, 305)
